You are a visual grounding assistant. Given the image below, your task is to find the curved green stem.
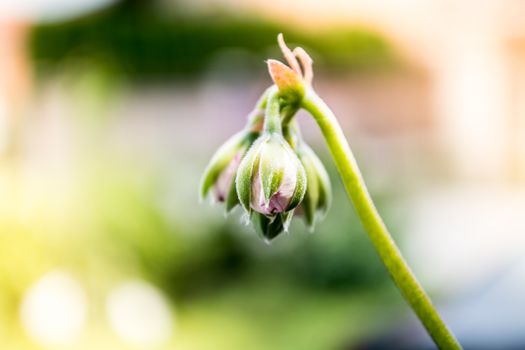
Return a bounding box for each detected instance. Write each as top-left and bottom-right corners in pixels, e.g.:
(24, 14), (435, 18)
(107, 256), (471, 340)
(301, 89), (462, 350)
(263, 87), (282, 134)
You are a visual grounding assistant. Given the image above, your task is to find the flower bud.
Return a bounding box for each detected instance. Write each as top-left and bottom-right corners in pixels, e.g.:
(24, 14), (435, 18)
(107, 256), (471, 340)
(236, 133), (306, 218)
(200, 130), (258, 211)
(297, 143), (332, 229)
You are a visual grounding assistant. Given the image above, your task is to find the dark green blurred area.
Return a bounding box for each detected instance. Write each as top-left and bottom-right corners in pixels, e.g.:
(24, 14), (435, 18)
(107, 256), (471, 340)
(30, 0), (399, 80)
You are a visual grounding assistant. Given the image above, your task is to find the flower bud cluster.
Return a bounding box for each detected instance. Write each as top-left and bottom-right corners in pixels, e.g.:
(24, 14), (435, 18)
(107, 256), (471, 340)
(200, 35), (331, 241)
(201, 101), (331, 241)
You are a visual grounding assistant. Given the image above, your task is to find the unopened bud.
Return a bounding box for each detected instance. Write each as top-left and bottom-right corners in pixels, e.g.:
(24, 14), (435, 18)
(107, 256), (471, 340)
(236, 133), (306, 217)
(200, 130), (258, 212)
(297, 143), (332, 229)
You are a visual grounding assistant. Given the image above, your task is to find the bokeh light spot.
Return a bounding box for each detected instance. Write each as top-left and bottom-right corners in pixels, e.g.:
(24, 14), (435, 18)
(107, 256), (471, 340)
(106, 279), (174, 347)
(20, 270), (87, 346)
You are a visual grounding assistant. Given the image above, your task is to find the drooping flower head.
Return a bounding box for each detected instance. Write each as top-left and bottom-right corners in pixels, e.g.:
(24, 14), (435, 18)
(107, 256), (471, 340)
(200, 34), (331, 241)
(235, 131), (307, 241)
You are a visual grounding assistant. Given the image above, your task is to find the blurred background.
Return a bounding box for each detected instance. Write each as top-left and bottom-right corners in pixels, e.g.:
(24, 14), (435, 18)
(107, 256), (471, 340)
(1, 0), (525, 349)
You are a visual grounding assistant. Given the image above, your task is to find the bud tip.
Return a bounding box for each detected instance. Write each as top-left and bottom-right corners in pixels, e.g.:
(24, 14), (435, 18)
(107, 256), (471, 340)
(267, 59), (302, 94)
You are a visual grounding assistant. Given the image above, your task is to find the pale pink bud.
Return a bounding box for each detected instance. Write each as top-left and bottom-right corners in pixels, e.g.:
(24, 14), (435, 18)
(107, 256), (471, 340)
(213, 151), (243, 202)
(236, 134), (307, 217)
(250, 157), (298, 215)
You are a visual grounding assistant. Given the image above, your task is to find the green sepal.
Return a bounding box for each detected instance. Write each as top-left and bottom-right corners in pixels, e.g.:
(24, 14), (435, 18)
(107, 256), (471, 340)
(235, 137), (265, 213)
(298, 144), (332, 227)
(302, 165), (320, 228)
(281, 210), (294, 232)
(285, 155), (307, 211)
(252, 212), (284, 241)
(260, 139), (285, 203)
(298, 145), (320, 227)
(309, 147), (332, 216)
(225, 174), (240, 213)
(225, 141), (258, 213)
(262, 167), (284, 205)
(199, 131), (245, 200)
